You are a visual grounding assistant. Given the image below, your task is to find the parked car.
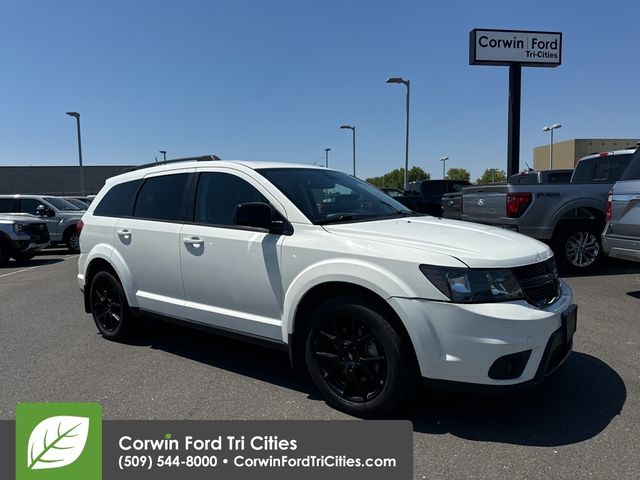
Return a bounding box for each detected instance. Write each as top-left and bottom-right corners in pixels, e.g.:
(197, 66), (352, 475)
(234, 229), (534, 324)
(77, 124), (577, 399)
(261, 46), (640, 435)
(78, 157), (576, 417)
(0, 195), (84, 252)
(457, 150), (636, 271)
(381, 187), (405, 197)
(393, 180), (471, 216)
(0, 213), (50, 266)
(603, 148), (640, 262)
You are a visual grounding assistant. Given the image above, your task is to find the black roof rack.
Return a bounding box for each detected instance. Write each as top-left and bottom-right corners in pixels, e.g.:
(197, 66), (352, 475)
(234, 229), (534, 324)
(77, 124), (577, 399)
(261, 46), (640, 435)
(123, 155), (221, 173)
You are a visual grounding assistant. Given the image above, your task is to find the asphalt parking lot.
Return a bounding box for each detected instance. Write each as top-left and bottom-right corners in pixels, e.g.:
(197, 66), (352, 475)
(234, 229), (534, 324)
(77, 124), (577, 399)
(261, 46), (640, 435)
(0, 249), (639, 479)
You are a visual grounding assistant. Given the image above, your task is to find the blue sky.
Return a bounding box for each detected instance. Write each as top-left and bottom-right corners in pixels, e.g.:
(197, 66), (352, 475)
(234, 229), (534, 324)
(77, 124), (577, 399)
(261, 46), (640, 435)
(0, 0), (638, 180)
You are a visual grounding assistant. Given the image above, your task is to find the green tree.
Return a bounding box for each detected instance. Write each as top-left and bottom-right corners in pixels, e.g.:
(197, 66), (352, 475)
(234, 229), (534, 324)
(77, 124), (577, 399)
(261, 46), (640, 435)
(445, 168), (471, 182)
(476, 168), (507, 185)
(366, 166), (430, 190)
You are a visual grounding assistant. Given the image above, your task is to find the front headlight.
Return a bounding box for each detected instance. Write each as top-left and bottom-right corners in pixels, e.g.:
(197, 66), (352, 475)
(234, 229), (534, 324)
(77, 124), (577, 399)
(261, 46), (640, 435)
(419, 265), (524, 303)
(13, 223), (25, 234)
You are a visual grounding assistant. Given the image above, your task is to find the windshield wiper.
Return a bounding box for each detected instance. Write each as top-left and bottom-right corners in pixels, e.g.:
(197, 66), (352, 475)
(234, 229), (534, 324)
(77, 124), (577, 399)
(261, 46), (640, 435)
(316, 215), (356, 225)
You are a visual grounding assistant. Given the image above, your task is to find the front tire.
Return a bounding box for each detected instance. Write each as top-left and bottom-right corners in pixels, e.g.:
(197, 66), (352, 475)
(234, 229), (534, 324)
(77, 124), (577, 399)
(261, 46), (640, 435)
(553, 223), (602, 272)
(304, 296), (415, 418)
(90, 271), (135, 341)
(0, 243), (9, 267)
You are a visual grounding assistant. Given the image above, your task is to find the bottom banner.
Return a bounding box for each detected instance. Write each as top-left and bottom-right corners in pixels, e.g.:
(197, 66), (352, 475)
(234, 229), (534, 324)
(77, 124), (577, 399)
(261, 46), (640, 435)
(1, 419), (412, 479)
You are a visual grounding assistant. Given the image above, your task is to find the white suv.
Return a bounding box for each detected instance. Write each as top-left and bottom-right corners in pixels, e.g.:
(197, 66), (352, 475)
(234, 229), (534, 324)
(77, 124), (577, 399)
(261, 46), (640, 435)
(77, 157), (577, 417)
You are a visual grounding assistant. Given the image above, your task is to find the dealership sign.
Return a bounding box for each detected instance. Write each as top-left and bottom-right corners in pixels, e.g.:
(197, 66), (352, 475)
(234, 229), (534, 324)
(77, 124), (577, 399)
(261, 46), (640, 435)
(469, 29), (562, 67)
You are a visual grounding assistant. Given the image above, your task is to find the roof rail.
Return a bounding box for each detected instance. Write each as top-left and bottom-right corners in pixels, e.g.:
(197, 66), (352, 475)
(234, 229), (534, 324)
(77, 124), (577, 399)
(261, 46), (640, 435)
(123, 155), (221, 173)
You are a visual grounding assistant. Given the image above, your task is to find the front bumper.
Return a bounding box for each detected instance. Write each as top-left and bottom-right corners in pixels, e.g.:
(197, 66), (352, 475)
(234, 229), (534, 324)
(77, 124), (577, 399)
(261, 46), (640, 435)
(388, 279), (575, 386)
(9, 237), (49, 254)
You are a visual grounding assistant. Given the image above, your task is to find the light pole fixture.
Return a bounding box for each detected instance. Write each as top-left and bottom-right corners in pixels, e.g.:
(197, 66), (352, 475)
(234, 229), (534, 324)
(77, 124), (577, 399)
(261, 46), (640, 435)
(440, 156), (449, 179)
(386, 77), (410, 189)
(65, 111), (85, 196)
(324, 148), (331, 168)
(159, 150), (167, 162)
(340, 125), (356, 176)
(542, 123), (561, 169)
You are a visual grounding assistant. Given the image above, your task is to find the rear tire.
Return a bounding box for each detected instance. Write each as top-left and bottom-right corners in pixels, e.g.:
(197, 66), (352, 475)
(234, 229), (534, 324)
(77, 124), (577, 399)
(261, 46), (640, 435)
(553, 223), (603, 272)
(0, 242), (9, 267)
(304, 295), (415, 418)
(90, 271), (135, 341)
(65, 229), (80, 253)
(12, 252), (36, 262)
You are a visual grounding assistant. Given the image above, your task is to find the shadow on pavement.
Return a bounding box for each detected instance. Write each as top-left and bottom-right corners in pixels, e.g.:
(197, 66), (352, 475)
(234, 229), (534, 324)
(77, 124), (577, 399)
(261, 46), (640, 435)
(407, 352), (626, 446)
(125, 318), (625, 447)
(627, 291), (640, 300)
(561, 258), (640, 278)
(12, 258), (65, 267)
(129, 317), (320, 398)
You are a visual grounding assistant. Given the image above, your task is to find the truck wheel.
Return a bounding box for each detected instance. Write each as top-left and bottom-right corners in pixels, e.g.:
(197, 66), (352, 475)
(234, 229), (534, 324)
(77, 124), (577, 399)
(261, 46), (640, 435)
(65, 229), (80, 253)
(12, 252), (36, 262)
(553, 224), (602, 272)
(90, 271), (135, 341)
(0, 242), (9, 267)
(304, 296), (415, 418)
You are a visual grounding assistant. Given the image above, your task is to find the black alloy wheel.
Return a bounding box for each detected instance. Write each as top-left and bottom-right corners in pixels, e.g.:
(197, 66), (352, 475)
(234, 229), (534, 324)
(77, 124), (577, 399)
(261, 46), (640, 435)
(90, 271), (134, 340)
(305, 296), (415, 417)
(312, 315), (387, 403)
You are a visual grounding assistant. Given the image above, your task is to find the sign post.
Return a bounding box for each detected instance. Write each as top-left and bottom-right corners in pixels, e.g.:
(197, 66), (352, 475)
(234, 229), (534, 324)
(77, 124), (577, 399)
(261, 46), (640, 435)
(469, 29), (562, 176)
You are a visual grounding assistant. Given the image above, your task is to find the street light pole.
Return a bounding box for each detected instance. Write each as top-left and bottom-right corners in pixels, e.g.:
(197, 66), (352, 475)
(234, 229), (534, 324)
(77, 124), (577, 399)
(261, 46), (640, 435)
(159, 150), (167, 162)
(440, 156), (449, 179)
(65, 112), (85, 196)
(324, 148), (331, 168)
(386, 77), (410, 189)
(542, 124), (561, 169)
(340, 125), (356, 176)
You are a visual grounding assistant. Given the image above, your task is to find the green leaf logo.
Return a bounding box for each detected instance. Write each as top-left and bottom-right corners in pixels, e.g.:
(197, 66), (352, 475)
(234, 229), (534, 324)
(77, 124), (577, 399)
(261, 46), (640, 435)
(27, 416), (90, 470)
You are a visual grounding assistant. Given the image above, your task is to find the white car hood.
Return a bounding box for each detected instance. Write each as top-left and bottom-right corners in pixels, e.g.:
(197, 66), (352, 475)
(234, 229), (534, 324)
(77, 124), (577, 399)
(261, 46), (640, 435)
(323, 216), (553, 268)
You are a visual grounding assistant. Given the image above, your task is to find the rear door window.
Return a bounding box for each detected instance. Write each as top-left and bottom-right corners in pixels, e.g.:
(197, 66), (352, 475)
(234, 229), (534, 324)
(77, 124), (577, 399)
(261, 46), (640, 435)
(94, 179), (142, 217)
(0, 198), (13, 212)
(620, 150), (640, 180)
(133, 174), (190, 222)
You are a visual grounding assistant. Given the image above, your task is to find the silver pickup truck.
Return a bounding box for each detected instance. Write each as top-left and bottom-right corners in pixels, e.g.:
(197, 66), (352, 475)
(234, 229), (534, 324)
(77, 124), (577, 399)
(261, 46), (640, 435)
(458, 149), (637, 271)
(603, 148), (640, 262)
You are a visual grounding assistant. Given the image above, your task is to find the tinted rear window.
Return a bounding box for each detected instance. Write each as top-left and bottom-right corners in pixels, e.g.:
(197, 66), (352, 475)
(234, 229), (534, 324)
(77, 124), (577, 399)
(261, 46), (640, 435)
(93, 179), (142, 217)
(620, 150), (640, 181)
(571, 154), (633, 183)
(133, 174), (189, 221)
(0, 198), (12, 212)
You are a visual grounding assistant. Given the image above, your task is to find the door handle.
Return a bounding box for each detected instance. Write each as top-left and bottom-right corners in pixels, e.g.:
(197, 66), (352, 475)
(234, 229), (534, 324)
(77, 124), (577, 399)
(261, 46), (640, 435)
(183, 237), (203, 246)
(116, 229), (131, 238)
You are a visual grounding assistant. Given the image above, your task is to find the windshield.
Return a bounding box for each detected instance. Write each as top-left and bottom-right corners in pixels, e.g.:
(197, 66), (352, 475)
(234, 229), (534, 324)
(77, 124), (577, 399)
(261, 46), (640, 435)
(44, 197), (81, 211)
(64, 198), (90, 209)
(257, 168), (417, 224)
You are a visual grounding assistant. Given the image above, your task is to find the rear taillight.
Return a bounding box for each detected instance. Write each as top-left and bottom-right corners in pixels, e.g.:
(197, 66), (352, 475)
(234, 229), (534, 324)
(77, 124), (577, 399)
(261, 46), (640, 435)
(605, 190), (613, 222)
(77, 219), (84, 237)
(506, 192), (532, 218)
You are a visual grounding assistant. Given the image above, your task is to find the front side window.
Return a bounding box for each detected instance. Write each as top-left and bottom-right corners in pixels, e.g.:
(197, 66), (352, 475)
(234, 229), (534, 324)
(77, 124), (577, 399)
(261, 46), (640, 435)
(133, 174), (189, 221)
(258, 168), (415, 224)
(19, 199), (48, 215)
(194, 172), (269, 226)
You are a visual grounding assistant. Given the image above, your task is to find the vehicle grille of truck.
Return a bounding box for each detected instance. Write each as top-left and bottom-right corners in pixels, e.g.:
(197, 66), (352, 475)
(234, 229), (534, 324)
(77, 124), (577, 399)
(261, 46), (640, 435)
(512, 258), (561, 308)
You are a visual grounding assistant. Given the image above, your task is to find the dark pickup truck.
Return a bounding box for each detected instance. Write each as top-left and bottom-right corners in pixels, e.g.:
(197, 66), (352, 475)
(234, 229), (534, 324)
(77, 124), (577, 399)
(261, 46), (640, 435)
(391, 180), (470, 216)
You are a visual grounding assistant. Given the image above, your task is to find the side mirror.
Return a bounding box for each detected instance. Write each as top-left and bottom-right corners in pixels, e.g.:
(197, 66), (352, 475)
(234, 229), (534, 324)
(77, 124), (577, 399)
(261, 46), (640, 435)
(234, 202), (284, 234)
(35, 205), (54, 217)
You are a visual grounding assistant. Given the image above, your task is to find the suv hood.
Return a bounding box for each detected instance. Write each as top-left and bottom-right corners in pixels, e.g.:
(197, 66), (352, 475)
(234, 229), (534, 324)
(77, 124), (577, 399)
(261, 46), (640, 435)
(0, 213), (43, 223)
(323, 216), (552, 268)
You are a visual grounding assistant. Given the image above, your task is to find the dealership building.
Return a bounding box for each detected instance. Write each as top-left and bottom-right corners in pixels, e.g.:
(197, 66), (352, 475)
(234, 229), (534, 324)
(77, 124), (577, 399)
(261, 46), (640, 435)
(0, 165), (131, 195)
(533, 138), (639, 170)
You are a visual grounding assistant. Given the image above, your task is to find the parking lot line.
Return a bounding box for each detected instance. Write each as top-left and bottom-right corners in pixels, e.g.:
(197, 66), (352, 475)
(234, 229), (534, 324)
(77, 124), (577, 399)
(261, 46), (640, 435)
(0, 266), (38, 279)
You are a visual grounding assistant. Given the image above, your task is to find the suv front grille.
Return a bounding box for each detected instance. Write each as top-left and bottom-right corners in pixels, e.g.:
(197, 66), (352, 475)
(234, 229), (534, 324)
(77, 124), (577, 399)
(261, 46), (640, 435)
(512, 258), (560, 308)
(22, 223), (50, 243)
